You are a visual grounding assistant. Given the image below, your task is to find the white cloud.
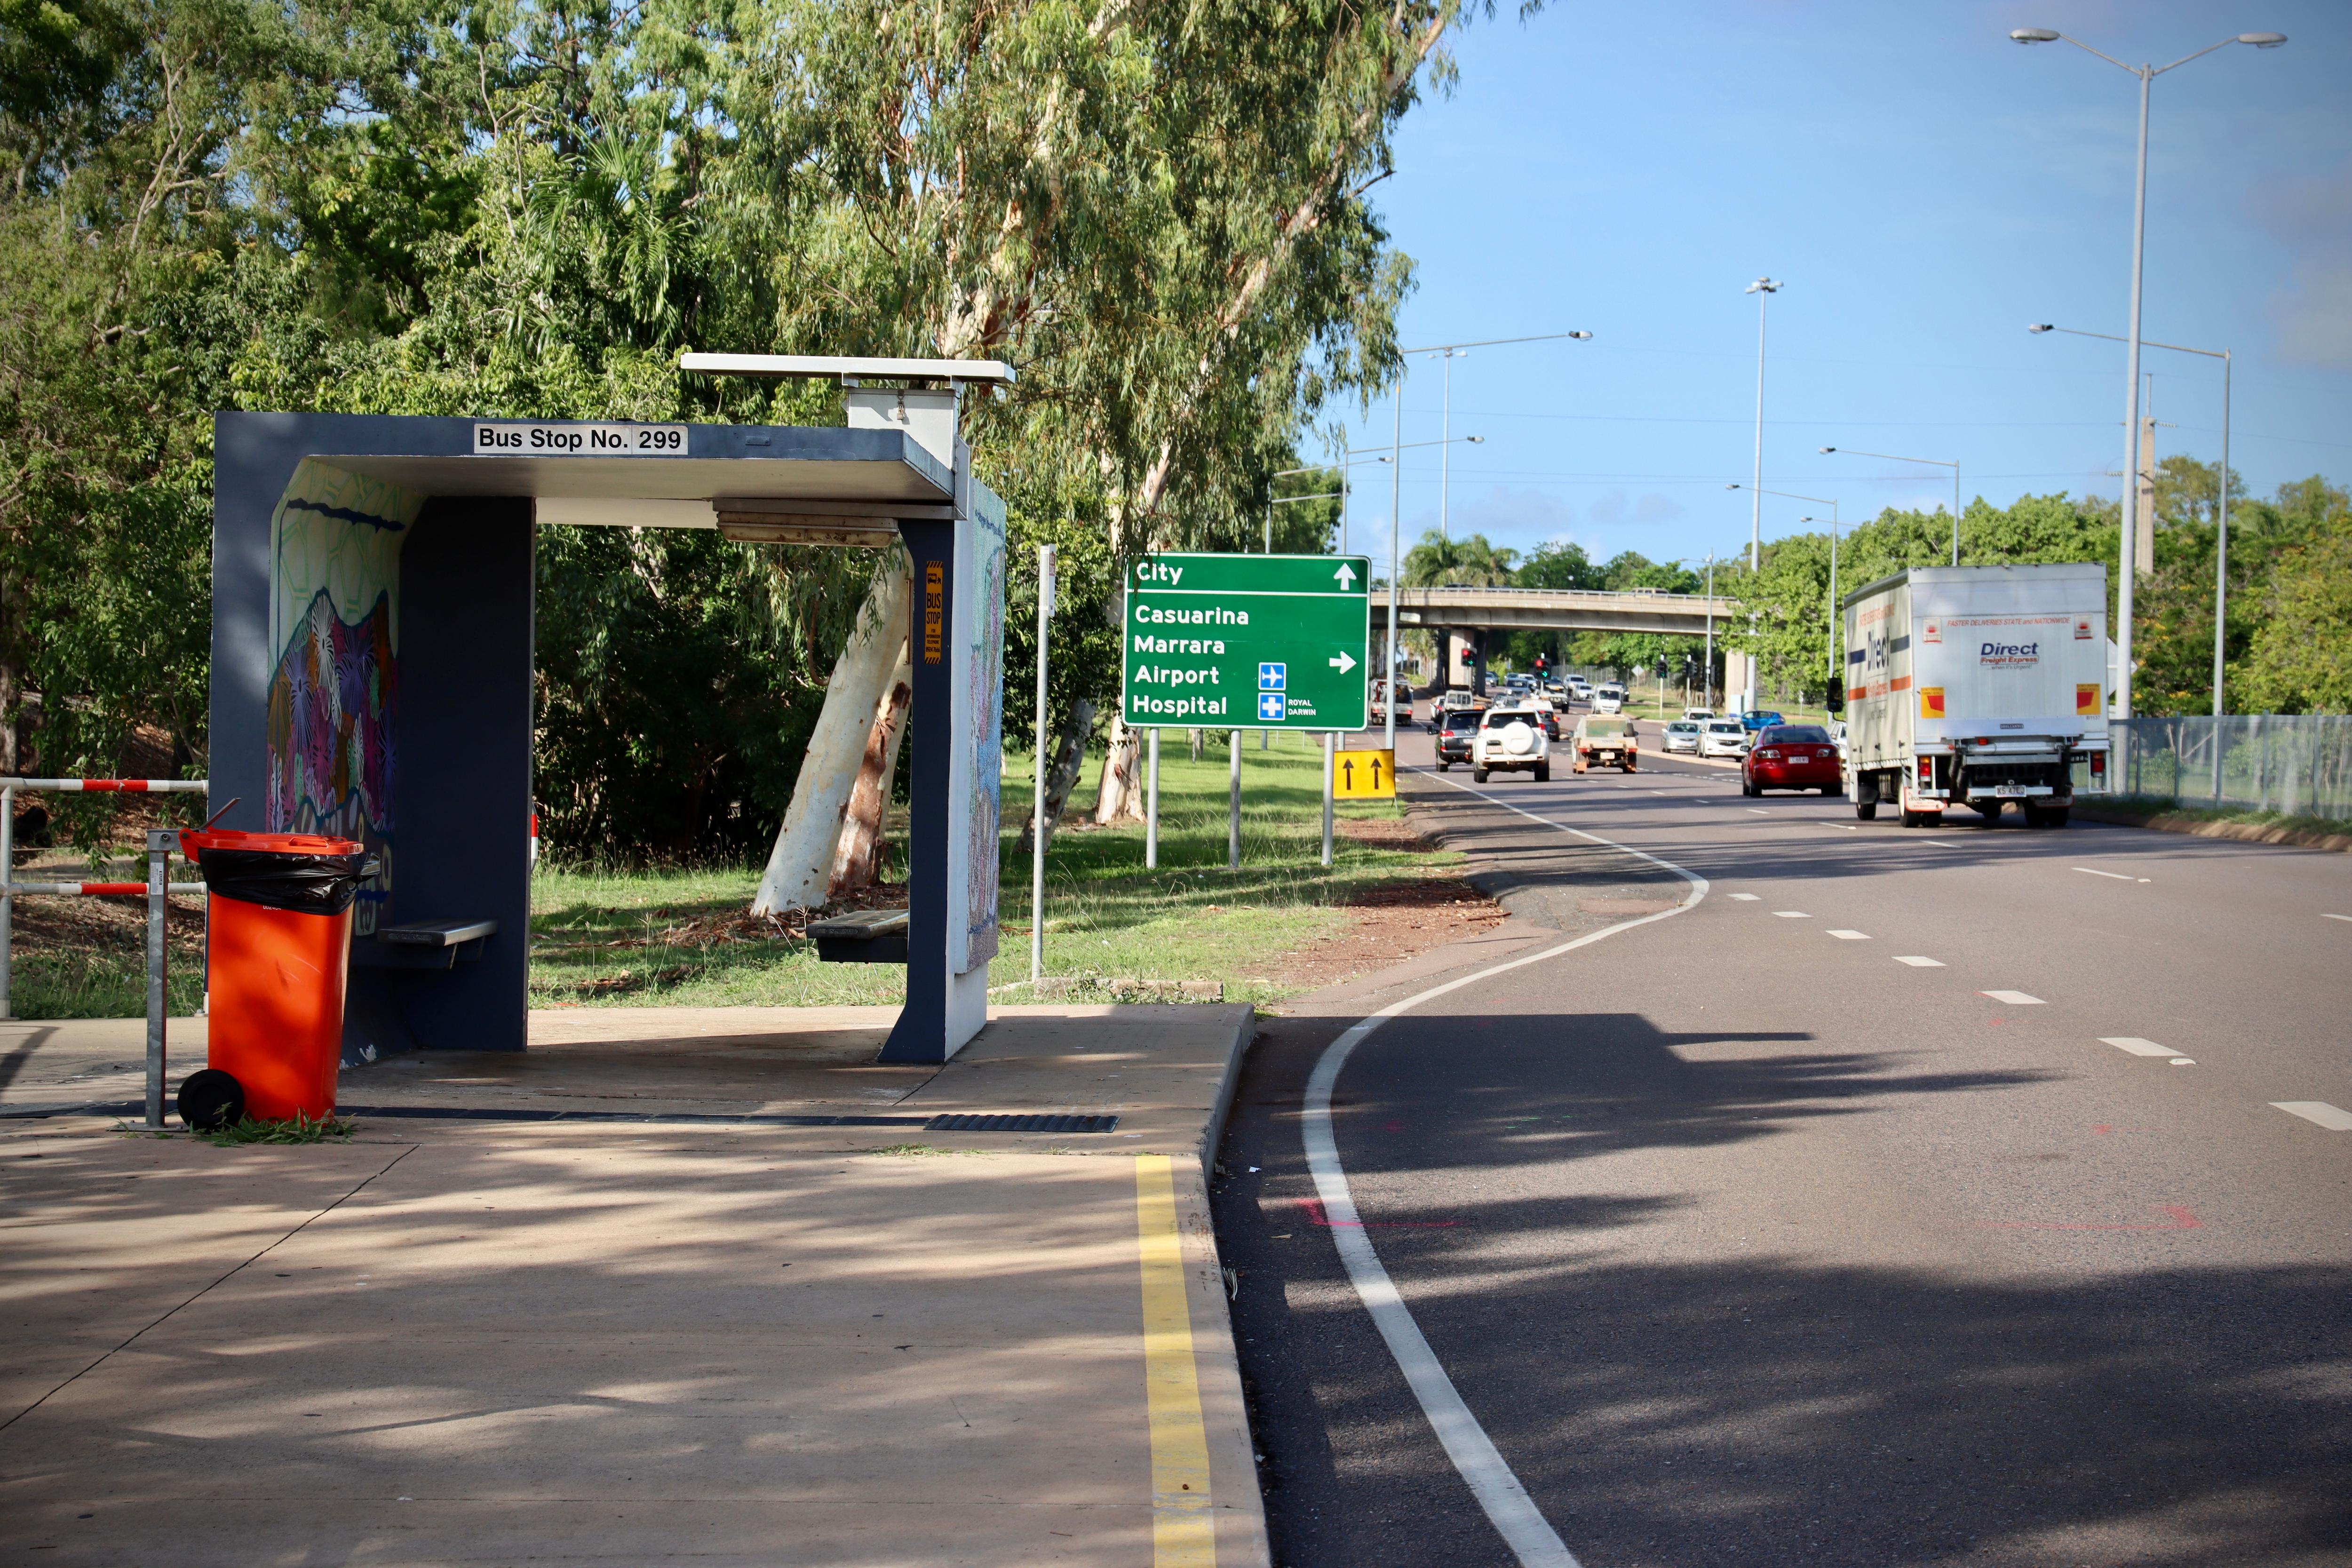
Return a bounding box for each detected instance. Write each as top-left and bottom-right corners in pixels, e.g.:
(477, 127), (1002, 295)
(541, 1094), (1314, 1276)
(1635, 493), (1687, 523)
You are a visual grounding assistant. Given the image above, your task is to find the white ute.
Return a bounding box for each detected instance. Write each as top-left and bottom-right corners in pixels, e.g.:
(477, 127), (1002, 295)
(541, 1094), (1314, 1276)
(1473, 706), (1551, 783)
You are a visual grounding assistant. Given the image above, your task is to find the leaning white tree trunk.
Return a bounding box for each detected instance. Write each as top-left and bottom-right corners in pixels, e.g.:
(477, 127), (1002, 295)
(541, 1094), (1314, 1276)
(752, 566), (912, 915)
(1093, 714), (1147, 824)
(828, 640), (915, 895)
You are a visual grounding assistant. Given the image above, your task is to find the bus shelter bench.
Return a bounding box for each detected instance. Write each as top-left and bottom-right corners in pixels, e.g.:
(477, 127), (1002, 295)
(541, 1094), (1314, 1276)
(352, 918), (498, 971)
(808, 909), (908, 964)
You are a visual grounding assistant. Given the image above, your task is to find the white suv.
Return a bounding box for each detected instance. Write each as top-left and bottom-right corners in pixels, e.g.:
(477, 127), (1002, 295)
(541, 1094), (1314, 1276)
(1472, 707), (1551, 783)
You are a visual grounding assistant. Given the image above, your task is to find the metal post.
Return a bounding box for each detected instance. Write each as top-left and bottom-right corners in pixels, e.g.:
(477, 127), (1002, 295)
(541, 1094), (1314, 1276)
(1031, 544), (1053, 986)
(1321, 733), (1335, 868)
(1145, 728), (1160, 870)
(1747, 280), (1778, 572)
(2115, 63), (2152, 719)
(1228, 731), (1242, 870)
(144, 829), (170, 1130)
(0, 781), (12, 1022)
(1952, 465), (1963, 566)
(2212, 348), (2232, 722)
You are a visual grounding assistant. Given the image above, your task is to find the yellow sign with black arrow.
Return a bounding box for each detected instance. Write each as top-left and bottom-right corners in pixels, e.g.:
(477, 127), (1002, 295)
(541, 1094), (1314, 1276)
(1332, 748), (1396, 799)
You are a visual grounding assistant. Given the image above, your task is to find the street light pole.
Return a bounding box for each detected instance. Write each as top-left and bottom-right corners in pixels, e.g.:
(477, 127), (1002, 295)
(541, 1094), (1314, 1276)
(1745, 279), (1780, 572)
(2009, 24), (2286, 719)
(1819, 446), (1959, 564)
(2028, 323), (2233, 716)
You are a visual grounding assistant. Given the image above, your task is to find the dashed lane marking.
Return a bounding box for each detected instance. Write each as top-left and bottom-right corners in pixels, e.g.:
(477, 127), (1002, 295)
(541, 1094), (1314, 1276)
(1827, 929), (1870, 940)
(1982, 990), (2046, 1005)
(1772, 911), (1811, 919)
(2272, 1102), (2352, 1132)
(1894, 956), (1945, 967)
(2074, 867), (2136, 881)
(1746, 808), (1770, 815)
(1920, 841), (1961, 848)
(2101, 1037), (2176, 1058)
(1727, 893), (1760, 901)
(2323, 914), (2352, 923)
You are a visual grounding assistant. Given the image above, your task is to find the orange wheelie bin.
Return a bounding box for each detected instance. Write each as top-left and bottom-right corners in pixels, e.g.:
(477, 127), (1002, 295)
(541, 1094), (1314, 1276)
(175, 829), (375, 1128)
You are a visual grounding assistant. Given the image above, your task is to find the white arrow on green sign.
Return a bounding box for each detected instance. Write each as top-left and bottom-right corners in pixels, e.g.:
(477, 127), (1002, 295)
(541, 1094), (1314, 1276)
(1122, 552), (1372, 731)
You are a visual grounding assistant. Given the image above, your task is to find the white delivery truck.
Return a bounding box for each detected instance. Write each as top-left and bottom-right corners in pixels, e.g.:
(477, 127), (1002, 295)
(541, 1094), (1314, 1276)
(1842, 564), (2112, 828)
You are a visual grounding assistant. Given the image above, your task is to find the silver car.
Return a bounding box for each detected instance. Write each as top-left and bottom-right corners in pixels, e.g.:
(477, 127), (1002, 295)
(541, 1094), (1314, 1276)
(1662, 718), (1703, 755)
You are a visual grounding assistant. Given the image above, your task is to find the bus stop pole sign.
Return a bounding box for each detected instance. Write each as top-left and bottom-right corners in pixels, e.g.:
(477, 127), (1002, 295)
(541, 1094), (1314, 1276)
(1122, 553), (1372, 731)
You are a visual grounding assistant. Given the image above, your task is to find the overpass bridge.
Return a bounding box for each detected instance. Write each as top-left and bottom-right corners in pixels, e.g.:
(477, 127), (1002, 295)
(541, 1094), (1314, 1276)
(1369, 585), (1738, 637)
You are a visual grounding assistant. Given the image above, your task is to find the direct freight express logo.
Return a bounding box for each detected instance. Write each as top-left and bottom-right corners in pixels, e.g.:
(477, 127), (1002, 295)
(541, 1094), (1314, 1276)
(1979, 639), (2040, 669)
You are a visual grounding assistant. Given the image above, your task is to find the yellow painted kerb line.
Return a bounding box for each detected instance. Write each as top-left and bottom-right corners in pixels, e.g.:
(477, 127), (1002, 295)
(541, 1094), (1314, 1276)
(1135, 1154), (1216, 1566)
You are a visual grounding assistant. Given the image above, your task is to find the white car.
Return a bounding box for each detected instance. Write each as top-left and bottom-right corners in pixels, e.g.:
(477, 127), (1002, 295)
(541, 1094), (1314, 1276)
(1683, 707), (1716, 722)
(1699, 718), (1749, 758)
(1471, 706), (1551, 783)
(1592, 684), (1626, 715)
(1662, 719), (1703, 755)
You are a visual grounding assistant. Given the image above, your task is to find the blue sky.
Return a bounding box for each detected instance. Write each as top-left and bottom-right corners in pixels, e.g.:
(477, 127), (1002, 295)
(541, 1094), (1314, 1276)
(1323, 0), (2352, 575)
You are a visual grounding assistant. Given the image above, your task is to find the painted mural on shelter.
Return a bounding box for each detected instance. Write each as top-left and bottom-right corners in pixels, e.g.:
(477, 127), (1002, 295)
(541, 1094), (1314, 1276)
(266, 461), (423, 935)
(957, 482), (1008, 972)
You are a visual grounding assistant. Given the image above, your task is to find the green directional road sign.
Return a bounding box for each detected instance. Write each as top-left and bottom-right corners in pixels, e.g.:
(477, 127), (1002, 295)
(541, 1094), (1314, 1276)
(1121, 552), (1371, 731)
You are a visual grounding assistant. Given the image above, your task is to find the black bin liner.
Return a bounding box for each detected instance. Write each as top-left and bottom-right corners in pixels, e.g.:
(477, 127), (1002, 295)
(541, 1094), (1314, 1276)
(196, 848), (379, 915)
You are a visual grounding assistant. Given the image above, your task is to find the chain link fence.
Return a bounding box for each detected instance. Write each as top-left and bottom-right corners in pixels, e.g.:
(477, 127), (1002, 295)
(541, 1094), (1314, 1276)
(2111, 716), (2352, 821)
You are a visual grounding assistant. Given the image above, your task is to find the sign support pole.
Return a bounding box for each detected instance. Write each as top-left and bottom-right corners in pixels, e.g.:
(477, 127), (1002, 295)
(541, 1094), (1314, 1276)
(1145, 729), (1160, 869)
(1228, 731), (1242, 870)
(1030, 544), (1053, 986)
(1321, 734), (1335, 868)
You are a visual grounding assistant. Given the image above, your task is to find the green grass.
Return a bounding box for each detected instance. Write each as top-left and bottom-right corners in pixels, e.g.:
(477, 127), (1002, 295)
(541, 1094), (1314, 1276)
(2082, 796), (2352, 841)
(10, 952), (207, 1019)
(530, 734), (1454, 1009)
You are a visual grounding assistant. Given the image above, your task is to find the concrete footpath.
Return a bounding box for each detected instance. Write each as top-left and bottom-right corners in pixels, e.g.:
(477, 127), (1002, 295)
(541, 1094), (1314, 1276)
(0, 1005), (1268, 1566)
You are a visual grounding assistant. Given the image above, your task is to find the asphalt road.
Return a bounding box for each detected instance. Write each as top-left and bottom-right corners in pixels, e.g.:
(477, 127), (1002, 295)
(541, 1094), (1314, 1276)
(1213, 727), (2352, 1568)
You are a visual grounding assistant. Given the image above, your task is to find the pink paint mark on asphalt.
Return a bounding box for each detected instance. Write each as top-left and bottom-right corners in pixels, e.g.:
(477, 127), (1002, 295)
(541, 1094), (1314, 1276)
(1300, 1199), (1460, 1229)
(1383, 1120), (1406, 1132)
(1981, 1206), (2202, 1232)
(2092, 1124), (2114, 1136)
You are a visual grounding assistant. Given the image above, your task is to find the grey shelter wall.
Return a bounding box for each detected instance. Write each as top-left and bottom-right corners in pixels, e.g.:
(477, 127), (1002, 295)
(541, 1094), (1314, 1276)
(344, 499), (535, 1059)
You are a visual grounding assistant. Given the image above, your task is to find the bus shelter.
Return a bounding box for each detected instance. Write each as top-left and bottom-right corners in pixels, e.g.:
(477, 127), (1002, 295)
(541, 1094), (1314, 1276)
(209, 380), (1009, 1066)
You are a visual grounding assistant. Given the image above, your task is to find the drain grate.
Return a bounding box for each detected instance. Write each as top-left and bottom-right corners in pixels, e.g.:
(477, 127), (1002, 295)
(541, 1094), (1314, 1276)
(924, 1113), (1120, 1134)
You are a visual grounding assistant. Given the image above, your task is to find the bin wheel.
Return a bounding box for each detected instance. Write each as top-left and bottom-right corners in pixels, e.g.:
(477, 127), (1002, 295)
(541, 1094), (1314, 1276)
(176, 1069), (245, 1131)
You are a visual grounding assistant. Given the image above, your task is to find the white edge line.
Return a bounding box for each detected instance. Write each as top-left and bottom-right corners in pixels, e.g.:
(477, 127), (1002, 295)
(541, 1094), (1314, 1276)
(1303, 766), (1711, 1568)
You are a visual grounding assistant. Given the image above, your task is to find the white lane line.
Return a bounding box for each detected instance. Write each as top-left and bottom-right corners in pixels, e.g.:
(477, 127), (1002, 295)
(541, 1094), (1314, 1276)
(1746, 808), (1770, 816)
(2323, 914), (2352, 923)
(1772, 911), (1811, 919)
(1727, 893), (1760, 901)
(2271, 1101), (2352, 1132)
(2101, 1037), (2176, 1057)
(1827, 929), (1870, 940)
(1894, 956), (1945, 967)
(1302, 771), (1717, 1565)
(2074, 867), (2136, 882)
(1920, 841), (1961, 849)
(1981, 990), (2046, 1005)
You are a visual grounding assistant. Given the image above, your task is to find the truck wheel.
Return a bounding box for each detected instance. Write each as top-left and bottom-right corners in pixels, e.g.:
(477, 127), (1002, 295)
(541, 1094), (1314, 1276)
(2025, 804), (2070, 828)
(1473, 768), (1489, 783)
(1900, 808), (1926, 828)
(1855, 801), (1878, 821)
(1535, 762), (1551, 782)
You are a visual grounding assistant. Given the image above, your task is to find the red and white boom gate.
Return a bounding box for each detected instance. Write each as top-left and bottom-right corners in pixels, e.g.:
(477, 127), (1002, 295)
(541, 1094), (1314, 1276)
(2, 779), (209, 1130)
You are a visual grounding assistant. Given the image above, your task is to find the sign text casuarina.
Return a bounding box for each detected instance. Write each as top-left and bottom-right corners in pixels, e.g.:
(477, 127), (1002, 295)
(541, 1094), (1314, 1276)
(1121, 553), (1371, 731)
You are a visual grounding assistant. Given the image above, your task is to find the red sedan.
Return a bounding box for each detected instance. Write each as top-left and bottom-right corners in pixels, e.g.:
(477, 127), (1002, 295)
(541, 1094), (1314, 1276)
(1742, 724), (1843, 796)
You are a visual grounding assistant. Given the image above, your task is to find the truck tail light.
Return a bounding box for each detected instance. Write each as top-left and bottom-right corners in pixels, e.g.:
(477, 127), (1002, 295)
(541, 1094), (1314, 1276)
(1917, 755), (1934, 788)
(2090, 751), (2107, 780)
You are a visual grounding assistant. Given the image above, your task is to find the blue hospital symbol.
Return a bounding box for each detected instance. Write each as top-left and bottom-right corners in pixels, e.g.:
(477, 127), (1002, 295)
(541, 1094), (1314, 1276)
(1257, 692), (1287, 722)
(1258, 662), (1287, 690)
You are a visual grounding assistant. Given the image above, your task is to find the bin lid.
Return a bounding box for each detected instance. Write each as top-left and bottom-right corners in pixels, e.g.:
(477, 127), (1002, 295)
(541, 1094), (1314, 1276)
(182, 828), (366, 860)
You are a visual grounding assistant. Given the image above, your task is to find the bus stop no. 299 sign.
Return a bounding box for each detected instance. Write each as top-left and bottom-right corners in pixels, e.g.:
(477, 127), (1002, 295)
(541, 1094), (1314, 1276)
(1121, 553), (1371, 731)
